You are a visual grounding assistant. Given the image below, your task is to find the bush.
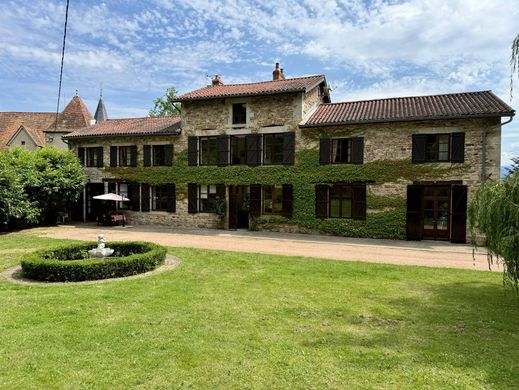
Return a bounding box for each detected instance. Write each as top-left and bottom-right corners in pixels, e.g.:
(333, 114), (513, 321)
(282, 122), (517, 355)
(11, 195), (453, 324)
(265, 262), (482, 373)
(21, 241), (167, 282)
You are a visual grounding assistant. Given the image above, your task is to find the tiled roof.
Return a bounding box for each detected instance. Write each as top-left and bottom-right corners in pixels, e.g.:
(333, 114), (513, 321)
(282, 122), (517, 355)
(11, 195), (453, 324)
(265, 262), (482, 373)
(46, 96), (94, 133)
(64, 116), (181, 139)
(175, 75), (325, 101)
(0, 112), (55, 148)
(302, 91), (515, 127)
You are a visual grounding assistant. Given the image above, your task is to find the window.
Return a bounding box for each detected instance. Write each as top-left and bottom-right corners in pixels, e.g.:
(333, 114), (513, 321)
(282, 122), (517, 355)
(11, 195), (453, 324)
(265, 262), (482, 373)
(424, 134), (450, 162)
(199, 185), (218, 213)
(263, 185), (283, 214)
(231, 136), (247, 165)
(153, 185), (175, 211)
(315, 183), (366, 220)
(263, 134), (284, 165)
(232, 103), (246, 125)
(329, 184), (353, 218)
(412, 133), (464, 163)
(153, 145), (166, 166)
(331, 139), (352, 163)
(118, 146), (133, 167)
(199, 137), (218, 165)
(21, 141), (25, 146)
(86, 147), (103, 167)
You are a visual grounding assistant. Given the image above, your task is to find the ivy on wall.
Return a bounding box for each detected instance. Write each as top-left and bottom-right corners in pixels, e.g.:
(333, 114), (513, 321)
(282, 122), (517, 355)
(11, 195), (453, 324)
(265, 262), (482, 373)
(105, 149), (467, 239)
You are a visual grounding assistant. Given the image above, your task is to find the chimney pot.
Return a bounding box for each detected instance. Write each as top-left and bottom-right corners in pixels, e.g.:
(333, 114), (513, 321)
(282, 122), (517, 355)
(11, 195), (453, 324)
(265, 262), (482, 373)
(273, 62), (284, 81)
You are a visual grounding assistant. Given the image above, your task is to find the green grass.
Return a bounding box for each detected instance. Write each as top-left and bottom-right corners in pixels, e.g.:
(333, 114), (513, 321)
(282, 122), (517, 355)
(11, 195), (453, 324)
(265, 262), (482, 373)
(0, 234), (518, 389)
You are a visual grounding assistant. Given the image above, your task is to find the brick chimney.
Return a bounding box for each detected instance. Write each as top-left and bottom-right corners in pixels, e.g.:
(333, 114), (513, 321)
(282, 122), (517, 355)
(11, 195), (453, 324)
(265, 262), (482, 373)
(212, 75), (224, 86)
(273, 62), (285, 81)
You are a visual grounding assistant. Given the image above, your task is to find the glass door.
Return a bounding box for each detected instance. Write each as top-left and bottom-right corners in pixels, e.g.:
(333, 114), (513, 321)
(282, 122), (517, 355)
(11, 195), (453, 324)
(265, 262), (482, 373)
(423, 186), (450, 240)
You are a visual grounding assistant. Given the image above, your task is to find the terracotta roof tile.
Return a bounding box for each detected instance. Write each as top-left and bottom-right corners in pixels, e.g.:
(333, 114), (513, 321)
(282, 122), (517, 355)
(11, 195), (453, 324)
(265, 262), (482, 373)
(176, 75), (325, 101)
(0, 112), (55, 149)
(46, 96), (94, 133)
(302, 91), (515, 127)
(64, 116), (181, 139)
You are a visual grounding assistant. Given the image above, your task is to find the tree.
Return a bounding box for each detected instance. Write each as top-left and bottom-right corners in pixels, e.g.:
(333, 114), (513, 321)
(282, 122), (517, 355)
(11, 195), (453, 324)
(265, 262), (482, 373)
(469, 172), (519, 289)
(149, 87), (181, 117)
(507, 156), (519, 175)
(511, 33), (519, 99)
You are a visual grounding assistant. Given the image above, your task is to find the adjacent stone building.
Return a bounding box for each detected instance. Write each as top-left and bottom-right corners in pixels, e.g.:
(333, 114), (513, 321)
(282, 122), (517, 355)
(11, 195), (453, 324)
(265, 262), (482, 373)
(65, 64), (515, 243)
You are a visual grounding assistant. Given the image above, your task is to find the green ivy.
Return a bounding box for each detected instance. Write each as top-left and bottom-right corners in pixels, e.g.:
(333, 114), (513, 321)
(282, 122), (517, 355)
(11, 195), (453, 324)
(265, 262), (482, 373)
(105, 149), (467, 239)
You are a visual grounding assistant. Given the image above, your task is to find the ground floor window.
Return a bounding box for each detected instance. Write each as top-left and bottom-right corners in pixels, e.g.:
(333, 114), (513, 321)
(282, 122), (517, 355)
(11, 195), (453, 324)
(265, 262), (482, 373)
(199, 185), (218, 213)
(315, 183), (366, 220)
(329, 184), (353, 218)
(263, 185), (284, 214)
(152, 185), (176, 212)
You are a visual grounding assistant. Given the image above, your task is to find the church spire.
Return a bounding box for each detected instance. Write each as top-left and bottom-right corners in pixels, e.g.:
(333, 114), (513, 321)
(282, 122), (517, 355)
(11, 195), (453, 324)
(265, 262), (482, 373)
(94, 89), (108, 123)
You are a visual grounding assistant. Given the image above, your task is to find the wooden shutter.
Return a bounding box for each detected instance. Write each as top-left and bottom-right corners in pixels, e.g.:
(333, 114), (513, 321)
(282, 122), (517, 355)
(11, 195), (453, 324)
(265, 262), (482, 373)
(412, 134), (426, 163)
(352, 184), (367, 220)
(188, 137), (198, 166)
(78, 147), (85, 166)
(187, 183), (198, 213)
(319, 138), (331, 165)
(282, 132), (295, 165)
(249, 184), (262, 217)
(406, 185), (423, 240)
(167, 184), (176, 212)
(130, 146), (138, 167)
(143, 145), (151, 167)
(351, 137), (364, 164)
(165, 144), (174, 166)
(141, 184), (150, 212)
(450, 132), (465, 163)
(97, 147), (104, 167)
(129, 183), (140, 211)
(282, 184), (293, 217)
(315, 185), (329, 218)
(451, 185), (467, 243)
(217, 135), (230, 166)
(246, 134), (261, 166)
(110, 146), (117, 167)
(216, 184), (226, 200)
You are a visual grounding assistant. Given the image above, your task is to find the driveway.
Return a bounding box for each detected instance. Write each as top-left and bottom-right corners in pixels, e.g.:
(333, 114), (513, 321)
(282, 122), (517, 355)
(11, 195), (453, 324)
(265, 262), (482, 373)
(29, 223), (499, 272)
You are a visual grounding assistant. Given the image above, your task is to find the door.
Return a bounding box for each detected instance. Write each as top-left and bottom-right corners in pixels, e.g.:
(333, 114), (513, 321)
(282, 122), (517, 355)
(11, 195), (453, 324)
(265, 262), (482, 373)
(228, 186), (249, 230)
(422, 186), (450, 240)
(86, 183), (106, 222)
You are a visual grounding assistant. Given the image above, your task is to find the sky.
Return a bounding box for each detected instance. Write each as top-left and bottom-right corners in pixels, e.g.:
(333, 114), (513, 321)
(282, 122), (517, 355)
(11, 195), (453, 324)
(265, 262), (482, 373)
(0, 0), (517, 167)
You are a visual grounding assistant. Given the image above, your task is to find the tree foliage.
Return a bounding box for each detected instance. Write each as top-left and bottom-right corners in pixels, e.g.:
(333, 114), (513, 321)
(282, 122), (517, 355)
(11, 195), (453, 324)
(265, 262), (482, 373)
(149, 87), (181, 117)
(507, 156), (519, 175)
(511, 33), (519, 99)
(0, 147), (85, 229)
(469, 172), (519, 289)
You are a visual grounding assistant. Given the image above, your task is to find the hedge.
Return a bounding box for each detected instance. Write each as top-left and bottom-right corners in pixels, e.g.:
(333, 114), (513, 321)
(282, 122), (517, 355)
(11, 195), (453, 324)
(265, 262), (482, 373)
(21, 241), (167, 282)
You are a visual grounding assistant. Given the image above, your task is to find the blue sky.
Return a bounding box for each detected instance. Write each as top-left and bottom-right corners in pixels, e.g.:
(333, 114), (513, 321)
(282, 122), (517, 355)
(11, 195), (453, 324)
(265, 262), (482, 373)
(0, 0), (518, 166)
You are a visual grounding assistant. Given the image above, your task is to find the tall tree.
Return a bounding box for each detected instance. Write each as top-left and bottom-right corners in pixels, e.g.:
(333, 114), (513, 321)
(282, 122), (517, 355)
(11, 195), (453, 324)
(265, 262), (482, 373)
(149, 87), (181, 117)
(511, 33), (519, 99)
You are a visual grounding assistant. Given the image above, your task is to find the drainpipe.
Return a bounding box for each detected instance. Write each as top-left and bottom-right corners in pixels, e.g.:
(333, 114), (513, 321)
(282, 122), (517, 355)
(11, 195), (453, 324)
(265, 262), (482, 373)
(481, 115), (514, 182)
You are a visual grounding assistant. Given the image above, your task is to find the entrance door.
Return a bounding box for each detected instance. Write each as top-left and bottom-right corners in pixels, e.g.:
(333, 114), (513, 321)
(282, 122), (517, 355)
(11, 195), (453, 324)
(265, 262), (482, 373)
(423, 186), (450, 240)
(228, 186), (249, 230)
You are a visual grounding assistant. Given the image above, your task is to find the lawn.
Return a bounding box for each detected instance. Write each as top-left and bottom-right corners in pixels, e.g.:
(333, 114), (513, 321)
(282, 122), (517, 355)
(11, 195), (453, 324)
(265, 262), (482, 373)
(0, 234), (518, 389)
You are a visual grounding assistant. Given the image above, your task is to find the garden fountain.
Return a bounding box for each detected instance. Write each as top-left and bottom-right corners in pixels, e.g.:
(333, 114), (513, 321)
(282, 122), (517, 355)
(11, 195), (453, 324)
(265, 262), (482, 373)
(88, 234), (114, 258)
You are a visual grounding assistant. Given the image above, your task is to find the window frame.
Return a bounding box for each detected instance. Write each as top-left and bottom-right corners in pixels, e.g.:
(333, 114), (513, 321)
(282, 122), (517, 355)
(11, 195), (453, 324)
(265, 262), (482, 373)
(424, 134), (451, 162)
(263, 133), (284, 165)
(199, 184), (218, 213)
(263, 185), (284, 215)
(331, 138), (352, 164)
(152, 145), (166, 166)
(118, 146), (133, 167)
(86, 147), (102, 167)
(199, 137), (218, 166)
(329, 184), (353, 219)
(230, 135), (247, 165)
(152, 185), (175, 211)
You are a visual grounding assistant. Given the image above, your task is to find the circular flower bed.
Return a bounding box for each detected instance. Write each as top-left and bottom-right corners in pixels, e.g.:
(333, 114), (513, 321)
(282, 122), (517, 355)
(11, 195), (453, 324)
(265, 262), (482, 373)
(21, 241), (167, 282)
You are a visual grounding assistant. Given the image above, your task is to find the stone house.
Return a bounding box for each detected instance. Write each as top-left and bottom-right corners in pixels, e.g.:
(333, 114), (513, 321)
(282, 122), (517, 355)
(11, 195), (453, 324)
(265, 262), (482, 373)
(64, 64), (515, 243)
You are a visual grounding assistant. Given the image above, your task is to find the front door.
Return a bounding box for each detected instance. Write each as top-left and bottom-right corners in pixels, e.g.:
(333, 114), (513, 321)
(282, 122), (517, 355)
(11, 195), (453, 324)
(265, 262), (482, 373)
(228, 186), (249, 230)
(423, 186), (450, 240)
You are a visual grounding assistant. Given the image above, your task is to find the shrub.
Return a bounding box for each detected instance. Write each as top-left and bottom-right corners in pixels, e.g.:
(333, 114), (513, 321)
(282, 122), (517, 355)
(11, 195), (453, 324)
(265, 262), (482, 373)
(21, 241), (167, 282)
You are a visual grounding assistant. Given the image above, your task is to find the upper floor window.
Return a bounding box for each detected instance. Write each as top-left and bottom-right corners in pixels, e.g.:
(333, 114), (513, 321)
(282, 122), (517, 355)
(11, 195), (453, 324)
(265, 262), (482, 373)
(153, 145), (166, 166)
(412, 133), (465, 163)
(199, 137), (218, 166)
(118, 146), (133, 167)
(263, 133), (284, 165)
(232, 103), (246, 125)
(110, 146), (136, 167)
(231, 136), (247, 165)
(320, 137), (364, 164)
(86, 147), (103, 167)
(143, 144), (173, 167)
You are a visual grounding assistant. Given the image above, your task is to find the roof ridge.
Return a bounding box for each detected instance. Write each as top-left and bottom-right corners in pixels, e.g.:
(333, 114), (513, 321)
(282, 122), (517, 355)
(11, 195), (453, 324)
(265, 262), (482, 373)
(203, 74), (324, 88)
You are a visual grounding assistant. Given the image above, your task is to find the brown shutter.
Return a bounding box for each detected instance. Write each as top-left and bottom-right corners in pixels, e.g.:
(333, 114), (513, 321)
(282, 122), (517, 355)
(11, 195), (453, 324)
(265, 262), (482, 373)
(167, 184), (176, 212)
(406, 185), (423, 240)
(451, 185), (467, 243)
(412, 134), (426, 163)
(282, 184), (293, 217)
(188, 183), (198, 213)
(130, 146), (138, 167)
(246, 134), (261, 166)
(188, 137), (198, 166)
(110, 146), (118, 167)
(319, 138), (331, 165)
(165, 144), (174, 166)
(249, 184), (262, 217)
(351, 137), (364, 164)
(78, 147), (85, 166)
(129, 183), (140, 211)
(97, 147), (104, 167)
(450, 132), (465, 163)
(216, 184), (226, 200)
(141, 184), (150, 212)
(352, 184), (367, 220)
(282, 132), (295, 165)
(217, 135), (230, 166)
(143, 145), (151, 167)
(315, 185), (329, 218)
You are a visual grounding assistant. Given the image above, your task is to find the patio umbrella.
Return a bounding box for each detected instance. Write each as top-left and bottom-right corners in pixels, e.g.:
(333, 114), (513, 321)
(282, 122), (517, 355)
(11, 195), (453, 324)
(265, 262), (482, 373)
(92, 193), (130, 214)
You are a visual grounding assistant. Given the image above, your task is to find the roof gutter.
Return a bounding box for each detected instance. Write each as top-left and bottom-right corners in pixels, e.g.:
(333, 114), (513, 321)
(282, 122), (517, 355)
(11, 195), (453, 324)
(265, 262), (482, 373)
(481, 114), (515, 182)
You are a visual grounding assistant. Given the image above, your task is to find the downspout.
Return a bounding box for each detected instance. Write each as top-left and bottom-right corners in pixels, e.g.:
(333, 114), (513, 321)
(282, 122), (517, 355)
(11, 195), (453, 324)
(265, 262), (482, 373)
(481, 115), (514, 182)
